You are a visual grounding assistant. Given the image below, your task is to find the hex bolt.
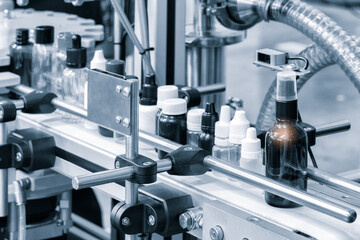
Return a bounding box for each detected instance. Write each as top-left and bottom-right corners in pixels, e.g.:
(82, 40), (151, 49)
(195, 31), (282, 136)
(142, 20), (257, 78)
(148, 215), (156, 226)
(115, 116), (122, 124)
(116, 85), (122, 93)
(122, 217), (131, 226)
(123, 87), (130, 97)
(179, 212), (193, 230)
(16, 152), (22, 162)
(210, 226), (224, 240)
(123, 118), (130, 128)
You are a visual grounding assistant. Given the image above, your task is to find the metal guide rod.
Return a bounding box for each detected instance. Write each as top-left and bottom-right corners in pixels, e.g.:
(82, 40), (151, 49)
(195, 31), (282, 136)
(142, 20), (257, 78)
(72, 159), (173, 190)
(203, 156), (356, 223)
(110, 0), (155, 76)
(307, 166), (360, 198)
(196, 83), (226, 95)
(72, 167), (135, 190)
(51, 98), (88, 119)
(315, 120), (351, 137)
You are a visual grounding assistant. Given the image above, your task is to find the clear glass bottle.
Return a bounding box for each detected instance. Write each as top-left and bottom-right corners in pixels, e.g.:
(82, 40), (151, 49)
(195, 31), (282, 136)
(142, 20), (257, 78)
(265, 71), (308, 208)
(31, 25), (55, 91)
(229, 110), (250, 166)
(9, 28), (33, 86)
(187, 108), (204, 146)
(51, 32), (73, 98)
(62, 34), (87, 122)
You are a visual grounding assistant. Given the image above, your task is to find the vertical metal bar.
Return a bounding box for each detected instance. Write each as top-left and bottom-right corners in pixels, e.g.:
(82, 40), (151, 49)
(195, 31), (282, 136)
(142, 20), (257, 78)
(124, 79), (139, 240)
(0, 123), (8, 217)
(60, 191), (72, 234)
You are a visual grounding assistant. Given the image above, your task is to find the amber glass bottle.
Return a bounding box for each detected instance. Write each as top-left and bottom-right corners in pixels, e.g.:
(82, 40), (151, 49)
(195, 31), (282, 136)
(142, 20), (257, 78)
(265, 71), (308, 208)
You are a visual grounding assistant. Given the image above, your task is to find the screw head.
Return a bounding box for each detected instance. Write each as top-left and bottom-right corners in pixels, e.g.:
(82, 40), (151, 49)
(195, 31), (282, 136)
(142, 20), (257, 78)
(148, 215), (156, 226)
(16, 152), (22, 162)
(115, 161), (120, 168)
(122, 217), (131, 226)
(179, 212), (193, 230)
(115, 116), (122, 124)
(116, 85), (122, 93)
(123, 118), (130, 128)
(142, 161), (153, 166)
(123, 87), (130, 97)
(210, 226), (224, 240)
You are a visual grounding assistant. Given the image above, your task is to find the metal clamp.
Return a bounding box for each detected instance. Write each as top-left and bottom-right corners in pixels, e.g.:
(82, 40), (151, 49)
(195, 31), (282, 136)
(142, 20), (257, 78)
(115, 155), (157, 184)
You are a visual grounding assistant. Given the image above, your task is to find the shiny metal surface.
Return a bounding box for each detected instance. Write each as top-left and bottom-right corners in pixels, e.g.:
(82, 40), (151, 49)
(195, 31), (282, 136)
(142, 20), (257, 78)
(315, 120), (351, 137)
(110, 0), (155, 75)
(72, 167), (135, 190)
(72, 159), (172, 190)
(308, 166), (360, 198)
(0, 169), (8, 217)
(0, 123), (7, 217)
(13, 99), (25, 110)
(196, 83), (226, 95)
(51, 98), (87, 119)
(203, 156), (357, 223)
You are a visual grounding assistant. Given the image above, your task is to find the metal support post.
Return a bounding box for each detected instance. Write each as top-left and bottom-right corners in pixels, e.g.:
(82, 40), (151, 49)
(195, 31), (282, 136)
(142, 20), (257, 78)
(0, 123), (8, 218)
(124, 76), (139, 240)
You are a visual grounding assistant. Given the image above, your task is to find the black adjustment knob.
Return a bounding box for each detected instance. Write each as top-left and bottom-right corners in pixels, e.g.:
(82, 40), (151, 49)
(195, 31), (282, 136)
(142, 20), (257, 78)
(0, 100), (17, 122)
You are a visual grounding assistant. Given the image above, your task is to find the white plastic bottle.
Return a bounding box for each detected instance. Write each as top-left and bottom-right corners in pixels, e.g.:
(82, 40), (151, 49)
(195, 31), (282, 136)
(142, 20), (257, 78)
(212, 105), (231, 172)
(240, 127), (263, 175)
(229, 110), (250, 166)
(186, 108), (205, 146)
(139, 74), (158, 135)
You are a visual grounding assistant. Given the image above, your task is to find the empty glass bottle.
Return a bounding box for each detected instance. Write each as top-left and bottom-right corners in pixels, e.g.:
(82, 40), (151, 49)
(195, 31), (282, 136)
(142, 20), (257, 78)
(31, 25), (55, 91)
(9, 28), (33, 86)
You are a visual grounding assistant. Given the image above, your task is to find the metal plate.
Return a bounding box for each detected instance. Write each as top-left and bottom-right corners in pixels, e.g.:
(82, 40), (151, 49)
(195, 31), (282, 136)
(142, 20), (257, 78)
(88, 69), (138, 136)
(202, 201), (309, 240)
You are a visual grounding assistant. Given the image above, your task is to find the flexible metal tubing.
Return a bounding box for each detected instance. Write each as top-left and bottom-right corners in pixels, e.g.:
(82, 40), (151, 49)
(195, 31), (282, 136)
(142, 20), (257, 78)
(256, 0), (360, 131)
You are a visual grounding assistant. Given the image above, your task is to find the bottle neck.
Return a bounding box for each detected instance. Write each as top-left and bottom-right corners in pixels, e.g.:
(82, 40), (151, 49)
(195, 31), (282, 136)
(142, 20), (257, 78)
(275, 100), (298, 121)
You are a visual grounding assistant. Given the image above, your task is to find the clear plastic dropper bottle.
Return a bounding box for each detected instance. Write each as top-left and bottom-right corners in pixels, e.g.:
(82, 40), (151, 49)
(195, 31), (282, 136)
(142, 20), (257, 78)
(229, 110), (250, 166)
(265, 71), (308, 208)
(212, 105), (231, 162)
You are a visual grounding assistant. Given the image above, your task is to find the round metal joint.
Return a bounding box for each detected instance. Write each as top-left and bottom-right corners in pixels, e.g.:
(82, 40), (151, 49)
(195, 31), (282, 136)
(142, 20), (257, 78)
(210, 226), (224, 240)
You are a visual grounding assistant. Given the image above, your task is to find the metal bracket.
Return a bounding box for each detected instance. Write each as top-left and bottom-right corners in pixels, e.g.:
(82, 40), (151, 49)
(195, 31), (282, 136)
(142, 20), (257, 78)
(115, 155), (157, 184)
(87, 69), (139, 136)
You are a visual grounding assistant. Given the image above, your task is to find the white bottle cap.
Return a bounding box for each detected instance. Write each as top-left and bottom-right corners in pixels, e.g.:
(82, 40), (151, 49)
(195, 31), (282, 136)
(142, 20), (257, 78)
(157, 85), (178, 109)
(276, 71), (297, 102)
(229, 110), (250, 144)
(90, 49), (106, 70)
(214, 105), (230, 139)
(187, 108), (205, 132)
(162, 98), (187, 115)
(241, 127), (262, 159)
